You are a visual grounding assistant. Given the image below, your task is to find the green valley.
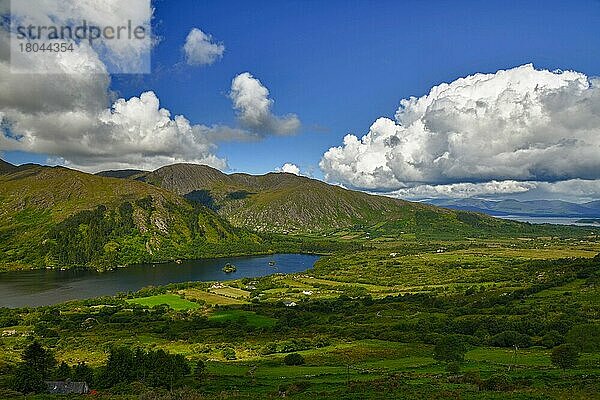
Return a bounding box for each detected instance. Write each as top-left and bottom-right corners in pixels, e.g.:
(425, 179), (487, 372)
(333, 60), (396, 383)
(0, 237), (599, 399)
(1, 160), (600, 399)
(2, 2), (599, 399)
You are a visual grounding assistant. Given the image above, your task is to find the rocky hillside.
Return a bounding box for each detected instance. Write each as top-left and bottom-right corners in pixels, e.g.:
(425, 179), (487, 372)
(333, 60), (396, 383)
(100, 163), (587, 238)
(0, 159), (17, 174)
(0, 163), (262, 271)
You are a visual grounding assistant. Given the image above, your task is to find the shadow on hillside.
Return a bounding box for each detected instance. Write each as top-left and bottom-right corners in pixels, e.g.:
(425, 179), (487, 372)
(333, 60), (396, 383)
(185, 190), (219, 210)
(225, 190), (254, 200)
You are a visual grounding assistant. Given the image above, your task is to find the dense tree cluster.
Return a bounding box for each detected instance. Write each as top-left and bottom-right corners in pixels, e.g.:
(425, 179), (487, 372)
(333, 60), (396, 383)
(98, 347), (190, 389)
(11, 341), (56, 394)
(8, 342), (190, 394)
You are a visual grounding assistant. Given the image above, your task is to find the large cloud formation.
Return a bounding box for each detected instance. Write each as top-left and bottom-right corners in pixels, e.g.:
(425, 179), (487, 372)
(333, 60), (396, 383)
(320, 64), (600, 199)
(230, 72), (301, 136)
(0, 1), (299, 172)
(0, 1), (222, 171)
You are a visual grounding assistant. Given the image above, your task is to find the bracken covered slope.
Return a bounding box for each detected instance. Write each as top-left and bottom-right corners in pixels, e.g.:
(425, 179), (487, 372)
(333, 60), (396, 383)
(102, 163), (589, 238)
(0, 159), (17, 174)
(0, 163), (262, 270)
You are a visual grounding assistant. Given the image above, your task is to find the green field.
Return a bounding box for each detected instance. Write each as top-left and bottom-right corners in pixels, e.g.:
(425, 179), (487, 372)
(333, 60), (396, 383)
(126, 294), (200, 310)
(209, 286), (251, 299)
(208, 310), (277, 328)
(180, 288), (249, 305)
(1, 237), (599, 399)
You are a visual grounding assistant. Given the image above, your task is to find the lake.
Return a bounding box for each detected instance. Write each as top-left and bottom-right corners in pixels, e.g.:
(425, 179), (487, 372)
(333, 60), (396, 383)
(0, 253), (320, 308)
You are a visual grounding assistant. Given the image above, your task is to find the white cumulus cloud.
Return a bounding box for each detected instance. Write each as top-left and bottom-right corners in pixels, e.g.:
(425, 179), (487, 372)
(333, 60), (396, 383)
(277, 163), (301, 175)
(1, 90), (227, 172)
(320, 64), (600, 194)
(183, 28), (225, 66)
(230, 72), (301, 135)
(0, 2), (226, 172)
(0, 3), (302, 172)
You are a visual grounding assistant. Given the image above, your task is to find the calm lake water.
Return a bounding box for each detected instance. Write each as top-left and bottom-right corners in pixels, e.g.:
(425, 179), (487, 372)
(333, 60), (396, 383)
(0, 254), (320, 308)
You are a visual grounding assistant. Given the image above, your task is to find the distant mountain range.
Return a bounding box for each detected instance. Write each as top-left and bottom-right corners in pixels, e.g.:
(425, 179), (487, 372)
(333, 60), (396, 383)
(99, 163), (543, 237)
(98, 163), (592, 240)
(426, 198), (600, 218)
(0, 159), (592, 270)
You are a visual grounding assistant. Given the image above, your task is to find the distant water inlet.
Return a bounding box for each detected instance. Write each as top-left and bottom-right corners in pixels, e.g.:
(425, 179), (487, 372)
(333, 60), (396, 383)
(0, 254), (320, 308)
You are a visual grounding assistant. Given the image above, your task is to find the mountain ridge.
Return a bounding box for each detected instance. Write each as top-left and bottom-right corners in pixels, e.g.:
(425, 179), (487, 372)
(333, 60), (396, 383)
(1, 161), (595, 271)
(0, 159), (17, 174)
(96, 169), (148, 179)
(98, 163), (592, 238)
(106, 163), (455, 233)
(0, 163), (264, 271)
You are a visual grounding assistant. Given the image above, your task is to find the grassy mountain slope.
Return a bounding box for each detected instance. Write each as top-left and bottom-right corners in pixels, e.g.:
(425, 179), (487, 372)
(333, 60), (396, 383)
(111, 163), (590, 238)
(0, 164), (264, 271)
(0, 159), (17, 174)
(136, 164), (421, 233)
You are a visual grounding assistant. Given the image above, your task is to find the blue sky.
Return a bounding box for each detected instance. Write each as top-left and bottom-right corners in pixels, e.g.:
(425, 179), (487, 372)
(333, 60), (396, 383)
(117, 0), (600, 176)
(2, 0), (600, 200)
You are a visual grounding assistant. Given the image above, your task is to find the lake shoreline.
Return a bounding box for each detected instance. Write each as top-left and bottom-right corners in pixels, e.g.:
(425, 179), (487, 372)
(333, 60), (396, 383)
(0, 253), (321, 308)
(0, 249), (329, 274)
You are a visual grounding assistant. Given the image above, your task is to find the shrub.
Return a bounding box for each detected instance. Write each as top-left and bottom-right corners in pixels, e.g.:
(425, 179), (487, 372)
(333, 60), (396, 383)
(433, 335), (467, 363)
(463, 370), (482, 386)
(11, 365), (46, 394)
(489, 331), (532, 348)
(446, 362), (461, 374)
(541, 330), (564, 349)
(222, 348), (237, 361)
(551, 344), (579, 370)
(279, 381), (310, 395)
(566, 324), (600, 352)
(72, 362), (94, 386)
(54, 361), (71, 380)
(482, 373), (513, 391)
(194, 360), (206, 379)
(283, 353), (305, 366)
(260, 342), (277, 355)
